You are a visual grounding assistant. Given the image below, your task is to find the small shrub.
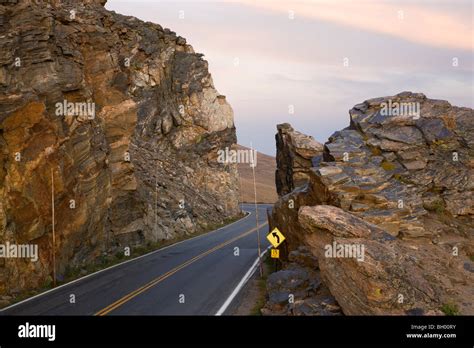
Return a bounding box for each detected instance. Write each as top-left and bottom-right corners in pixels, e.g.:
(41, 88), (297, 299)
(441, 302), (459, 316)
(423, 199), (445, 214)
(432, 201), (445, 214)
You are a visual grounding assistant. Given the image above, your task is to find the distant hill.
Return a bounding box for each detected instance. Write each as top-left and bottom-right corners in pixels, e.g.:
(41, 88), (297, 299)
(236, 145), (277, 203)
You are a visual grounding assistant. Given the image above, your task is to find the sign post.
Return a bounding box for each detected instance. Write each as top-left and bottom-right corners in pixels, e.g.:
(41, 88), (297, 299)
(266, 228), (285, 248)
(267, 228), (285, 272)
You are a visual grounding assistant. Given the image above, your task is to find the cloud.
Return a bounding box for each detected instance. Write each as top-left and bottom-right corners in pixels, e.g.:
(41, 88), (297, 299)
(239, 0), (473, 51)
(105, 0), (473, 155)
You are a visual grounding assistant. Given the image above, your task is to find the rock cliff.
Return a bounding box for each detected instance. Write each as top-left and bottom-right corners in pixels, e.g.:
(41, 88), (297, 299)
(0, 0), (239, 297)
(275, 123), (323, 196)
(267, 92), (474, 315)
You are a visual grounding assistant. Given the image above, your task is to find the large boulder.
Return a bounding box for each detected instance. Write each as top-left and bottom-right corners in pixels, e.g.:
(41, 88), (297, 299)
(299, 205), (473, 315)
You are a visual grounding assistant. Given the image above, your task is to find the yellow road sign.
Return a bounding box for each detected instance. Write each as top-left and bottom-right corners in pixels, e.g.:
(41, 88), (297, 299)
(270, 249), (280, 258)
(267, 228), (285, 248)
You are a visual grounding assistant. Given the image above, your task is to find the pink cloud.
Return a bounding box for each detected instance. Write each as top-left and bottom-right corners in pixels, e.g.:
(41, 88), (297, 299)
(239, 0), (473, 51)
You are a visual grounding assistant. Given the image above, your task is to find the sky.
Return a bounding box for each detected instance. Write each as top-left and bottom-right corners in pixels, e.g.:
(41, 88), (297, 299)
(106, 0), (473, 155)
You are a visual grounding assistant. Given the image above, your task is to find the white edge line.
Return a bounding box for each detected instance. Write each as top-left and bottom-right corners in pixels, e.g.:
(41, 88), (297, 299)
(215, 246), (271, 316)
(1, 207), (256, 313)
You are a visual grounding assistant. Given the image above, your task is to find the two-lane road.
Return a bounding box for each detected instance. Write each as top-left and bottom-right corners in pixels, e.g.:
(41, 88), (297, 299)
(1, 204), (271, 315)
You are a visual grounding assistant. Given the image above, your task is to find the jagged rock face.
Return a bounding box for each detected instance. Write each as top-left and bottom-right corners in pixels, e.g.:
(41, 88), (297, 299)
(261, 246), (342, 316)
(275, 123), (323, 196)
(269, 92), (474, 315)
(0, 0), (239, 295)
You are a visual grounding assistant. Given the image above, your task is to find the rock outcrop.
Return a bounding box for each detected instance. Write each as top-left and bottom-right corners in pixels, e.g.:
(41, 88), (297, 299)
(261, 246), (342, 316)
(0, 0), (239, 297)
(275, 123), (323, 196)
(268, 92), (474, 315)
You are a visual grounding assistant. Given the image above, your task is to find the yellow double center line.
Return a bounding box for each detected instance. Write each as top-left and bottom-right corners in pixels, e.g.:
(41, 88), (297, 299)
(95, 222), (268, 316)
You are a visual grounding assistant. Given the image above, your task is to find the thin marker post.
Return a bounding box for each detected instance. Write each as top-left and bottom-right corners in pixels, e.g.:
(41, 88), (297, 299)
(250, 143), (263, 277)
(51, 168), (56, 287)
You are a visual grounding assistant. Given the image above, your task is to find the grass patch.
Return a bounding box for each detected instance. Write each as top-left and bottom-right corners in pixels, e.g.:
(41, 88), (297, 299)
(423, 200), (445, 214)
(441, 302), (459, 316)
(249, 253), (279, 316)
(249, 278), (268, 316)
(8, 282), (53, 307)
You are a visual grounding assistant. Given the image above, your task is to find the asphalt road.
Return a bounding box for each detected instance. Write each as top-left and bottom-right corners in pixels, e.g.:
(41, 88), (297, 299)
(0, 204), (271, 315)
